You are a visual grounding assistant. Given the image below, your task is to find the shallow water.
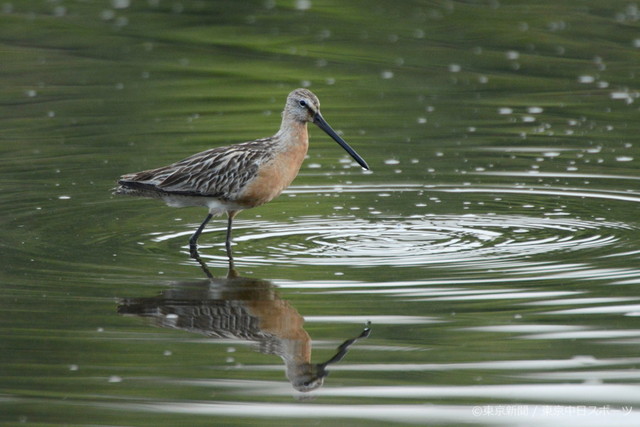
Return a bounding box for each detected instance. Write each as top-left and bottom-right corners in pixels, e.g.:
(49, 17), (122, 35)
(3, 1), (640, 426)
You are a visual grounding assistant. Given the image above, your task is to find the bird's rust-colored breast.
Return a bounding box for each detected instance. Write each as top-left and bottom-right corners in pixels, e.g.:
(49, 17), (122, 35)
(236, 135), (309, 208)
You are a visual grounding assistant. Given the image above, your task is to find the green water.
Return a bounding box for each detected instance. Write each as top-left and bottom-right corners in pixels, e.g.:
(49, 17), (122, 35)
(3, 1), (640, 425)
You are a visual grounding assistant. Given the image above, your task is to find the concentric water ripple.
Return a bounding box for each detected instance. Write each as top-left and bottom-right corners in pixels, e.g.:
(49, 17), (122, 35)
(222, 214), (631, 267)
(144, 184), (640, 268)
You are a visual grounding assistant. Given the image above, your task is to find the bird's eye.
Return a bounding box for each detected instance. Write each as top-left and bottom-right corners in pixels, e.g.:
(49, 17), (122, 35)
(299, 100), (307, 107)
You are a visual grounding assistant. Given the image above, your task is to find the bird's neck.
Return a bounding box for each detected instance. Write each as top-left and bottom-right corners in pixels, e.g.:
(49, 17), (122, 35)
(275, 116), (309, 148)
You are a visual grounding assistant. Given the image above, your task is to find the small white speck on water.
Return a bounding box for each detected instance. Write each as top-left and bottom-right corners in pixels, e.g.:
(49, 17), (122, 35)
(498, 107), (513, 115)
(317, 29), (331, 40)
(578, 75), (595, 84)
(307, 163), (322, 168)
(610, 91), (636, 104)
(25, 89), (37, 97)
(69, 364), (79, 371)
(616, 156), (633, 162)
(506, 50), (519, 60)
(112, 0), (130, 8)
(100, 9), (115, 21)
(58, 195), (71, 200)
(108, 376), (122, 383)
(381, 70), (394, 79)
(294, 0), (312, 10)
(384, 159), (400, 165)
(448, 63), (461, 72)
(163, 350), (172, 356)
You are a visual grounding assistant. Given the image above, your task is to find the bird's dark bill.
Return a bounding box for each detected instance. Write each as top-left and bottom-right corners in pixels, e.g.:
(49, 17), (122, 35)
(313, 113), (370, 170)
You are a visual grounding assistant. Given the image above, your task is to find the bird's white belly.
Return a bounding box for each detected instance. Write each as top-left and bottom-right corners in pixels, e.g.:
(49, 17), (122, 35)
(161, 194), (244, 216)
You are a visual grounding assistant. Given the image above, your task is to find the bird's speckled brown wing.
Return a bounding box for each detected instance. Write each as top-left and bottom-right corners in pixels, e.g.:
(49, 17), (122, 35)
(118, 138), (278, 201)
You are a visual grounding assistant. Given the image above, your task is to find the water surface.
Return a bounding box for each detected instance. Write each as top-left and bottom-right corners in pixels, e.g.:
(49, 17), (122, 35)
(2, 1), (640, 426)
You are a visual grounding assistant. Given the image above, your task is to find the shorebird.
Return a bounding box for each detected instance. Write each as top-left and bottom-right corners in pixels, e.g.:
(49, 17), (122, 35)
(115, 88), (369, 257)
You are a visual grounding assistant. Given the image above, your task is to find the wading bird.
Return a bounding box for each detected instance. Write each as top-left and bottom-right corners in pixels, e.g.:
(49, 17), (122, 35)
(115, 88), (369, 258)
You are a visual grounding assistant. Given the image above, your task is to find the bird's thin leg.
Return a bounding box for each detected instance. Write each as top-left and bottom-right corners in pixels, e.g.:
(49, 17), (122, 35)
(189, 213), (213, 256)
(225, 211), (237, 262)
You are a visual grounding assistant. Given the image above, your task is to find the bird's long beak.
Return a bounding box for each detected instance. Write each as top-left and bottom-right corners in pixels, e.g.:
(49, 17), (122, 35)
(313, 112), (370, 170)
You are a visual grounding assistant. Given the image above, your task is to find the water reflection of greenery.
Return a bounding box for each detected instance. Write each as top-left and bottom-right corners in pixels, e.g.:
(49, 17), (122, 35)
(118, 252), (370, 392)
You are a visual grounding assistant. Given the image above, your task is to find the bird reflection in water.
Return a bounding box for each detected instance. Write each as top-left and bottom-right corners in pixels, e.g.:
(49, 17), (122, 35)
(117, 253), (371, 392)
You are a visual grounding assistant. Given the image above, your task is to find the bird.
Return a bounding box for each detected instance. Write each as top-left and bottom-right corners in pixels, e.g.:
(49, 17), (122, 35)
(115, 88), (369, 258)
